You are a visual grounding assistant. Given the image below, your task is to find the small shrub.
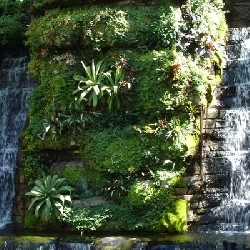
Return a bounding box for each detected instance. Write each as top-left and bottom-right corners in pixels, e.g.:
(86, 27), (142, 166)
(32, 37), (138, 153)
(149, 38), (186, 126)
(127, 180), (170, 208)
(26, 175), (74, 222)
(62, 166), (86, 185)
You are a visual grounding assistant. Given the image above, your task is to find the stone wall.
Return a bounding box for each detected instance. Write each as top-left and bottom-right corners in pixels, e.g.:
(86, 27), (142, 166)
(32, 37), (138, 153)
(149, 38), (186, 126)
(227, 0), (250, 28)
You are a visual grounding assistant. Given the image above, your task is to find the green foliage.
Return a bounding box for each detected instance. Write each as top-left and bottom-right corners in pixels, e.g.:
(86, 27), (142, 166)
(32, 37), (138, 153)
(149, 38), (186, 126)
(25, 6), (180, 52)
(0, 0), (27, 47)
(135, 50), (174, 115)
(127, 181), (170, 208)
(74, 60), (108, 109)
(62, 194), (187, 233)
(161, 199), (188, 232)
(26, 175), (74, 222)
(61, 166), (86, 185)
(24, 212), (37, 229)
(153, 6), (180, 48)
(23, 153), (51, 185)
(61, 202), (172, 232)
(26, 55), (95, 144)
(82, 127), (144, 176)
(180, 0), (226, 53)
(74, 60), (129, 111)
(61, 206), (110, 232)
(22, 0), (227, 234)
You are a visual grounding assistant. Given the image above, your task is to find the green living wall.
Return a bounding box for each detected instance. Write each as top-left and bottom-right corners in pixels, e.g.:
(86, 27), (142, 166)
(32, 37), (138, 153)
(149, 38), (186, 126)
(22, 0), (227, 233)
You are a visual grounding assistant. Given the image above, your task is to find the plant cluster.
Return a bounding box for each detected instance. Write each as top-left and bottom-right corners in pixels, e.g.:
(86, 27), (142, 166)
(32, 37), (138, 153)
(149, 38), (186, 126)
(26, 174), (74, 222)
(61, 196), (187, 233)
(25, 6), (179, 52)
(0, 0), (28, 47)
(24, 0), (227, 233)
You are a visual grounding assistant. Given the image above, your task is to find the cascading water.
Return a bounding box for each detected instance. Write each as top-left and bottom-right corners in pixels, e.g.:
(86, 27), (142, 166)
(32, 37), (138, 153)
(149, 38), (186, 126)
(0, 54), (35, 229)
(215, 28), (250, 231)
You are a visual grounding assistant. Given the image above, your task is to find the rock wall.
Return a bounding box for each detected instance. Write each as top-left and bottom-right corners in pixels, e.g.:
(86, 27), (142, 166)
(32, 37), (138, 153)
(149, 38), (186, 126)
(227, 0), (250, 28)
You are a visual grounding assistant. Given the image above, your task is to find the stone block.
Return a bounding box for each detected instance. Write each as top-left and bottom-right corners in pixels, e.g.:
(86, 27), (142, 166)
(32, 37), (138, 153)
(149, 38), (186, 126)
(183, 175), (201, 188)
(15, 216), (23, 224)
(73, 196), (108, 208)
(200, 193), (227, 208)
(205, 108), (219, 119)
(204, 174), (230, 189)
(189, 201), (200, 210)
(175, 188), (188, 195)
(203, 119), (216, 129)
(19, 184), (29, 195)
(19, 172), (25, 184)
(204, 188), (229, 194)
(187, 185), (201, 195)
(202, 157), (231, 174)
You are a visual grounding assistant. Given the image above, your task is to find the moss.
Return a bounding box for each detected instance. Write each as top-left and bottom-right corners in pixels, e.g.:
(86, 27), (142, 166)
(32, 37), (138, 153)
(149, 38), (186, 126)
(161, 199), (188, 233)
(81, 127), (145, 175)
(184, 134), (199, 156)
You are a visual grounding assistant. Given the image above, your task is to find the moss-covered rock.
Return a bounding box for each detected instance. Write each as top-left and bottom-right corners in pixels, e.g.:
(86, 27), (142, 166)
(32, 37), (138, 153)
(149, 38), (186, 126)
(161, 199), (188, 233)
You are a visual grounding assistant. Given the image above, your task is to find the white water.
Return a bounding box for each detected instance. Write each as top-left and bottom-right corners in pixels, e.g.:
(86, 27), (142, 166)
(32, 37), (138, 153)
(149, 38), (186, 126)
(0, 56), (35, 229)
(217, 28), (250, 231)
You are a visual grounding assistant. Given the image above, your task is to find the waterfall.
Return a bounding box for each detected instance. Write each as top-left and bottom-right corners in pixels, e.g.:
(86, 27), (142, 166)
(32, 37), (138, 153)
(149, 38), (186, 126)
(0, 55), (35, 229)
(215, 28), (250, 231)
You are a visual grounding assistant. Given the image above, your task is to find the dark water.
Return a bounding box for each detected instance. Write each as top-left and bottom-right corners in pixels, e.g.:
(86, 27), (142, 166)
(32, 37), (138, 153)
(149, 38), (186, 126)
(0, 229), (249, 250)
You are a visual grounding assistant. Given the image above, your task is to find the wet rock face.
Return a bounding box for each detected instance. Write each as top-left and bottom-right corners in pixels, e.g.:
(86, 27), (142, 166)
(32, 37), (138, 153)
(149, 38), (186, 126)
(196, 27), (250, 230)
(226, 0), (250, 28)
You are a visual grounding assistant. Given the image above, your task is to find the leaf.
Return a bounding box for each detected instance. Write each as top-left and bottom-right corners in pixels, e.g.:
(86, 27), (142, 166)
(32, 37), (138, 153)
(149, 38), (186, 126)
(27, 197), (39, 210)
(73, 75), (85, 81)
(93, 85), (100, 96)
(35, 200), (45, 218)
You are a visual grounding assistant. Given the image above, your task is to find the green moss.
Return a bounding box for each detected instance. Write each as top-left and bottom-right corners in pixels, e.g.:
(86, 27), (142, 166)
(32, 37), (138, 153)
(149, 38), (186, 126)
(161, 199), (188, 233)
(135, 50), (173, 115)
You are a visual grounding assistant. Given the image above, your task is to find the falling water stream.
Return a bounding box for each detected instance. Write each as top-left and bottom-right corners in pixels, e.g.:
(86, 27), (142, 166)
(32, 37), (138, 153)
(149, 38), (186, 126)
(0, 54), (35, 229)
(214, 28), (250, 231)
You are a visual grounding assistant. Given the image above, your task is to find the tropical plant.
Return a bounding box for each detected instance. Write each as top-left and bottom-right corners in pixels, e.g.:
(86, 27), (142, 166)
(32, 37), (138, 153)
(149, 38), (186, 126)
(73, 60), (108, 109)
(105, 66), (129, 110)
(74, 60), (130, 111)
(42, 101), (99, 139)
(26, 174), (74, 222)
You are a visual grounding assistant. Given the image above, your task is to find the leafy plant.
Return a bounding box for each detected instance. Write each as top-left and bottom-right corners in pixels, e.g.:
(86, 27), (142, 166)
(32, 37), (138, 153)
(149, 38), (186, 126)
(23, 153), (51, 185)
(105, 66), (129, 110)
(74, 60), (108, 109)
(74, 60), (130, 111)
(26, 175), (74, 222)
(127, 180), (171, 208)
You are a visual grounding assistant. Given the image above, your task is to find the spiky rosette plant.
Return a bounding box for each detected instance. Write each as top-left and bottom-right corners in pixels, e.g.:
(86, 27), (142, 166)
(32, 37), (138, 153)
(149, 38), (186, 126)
(26, 174), (74, 222)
